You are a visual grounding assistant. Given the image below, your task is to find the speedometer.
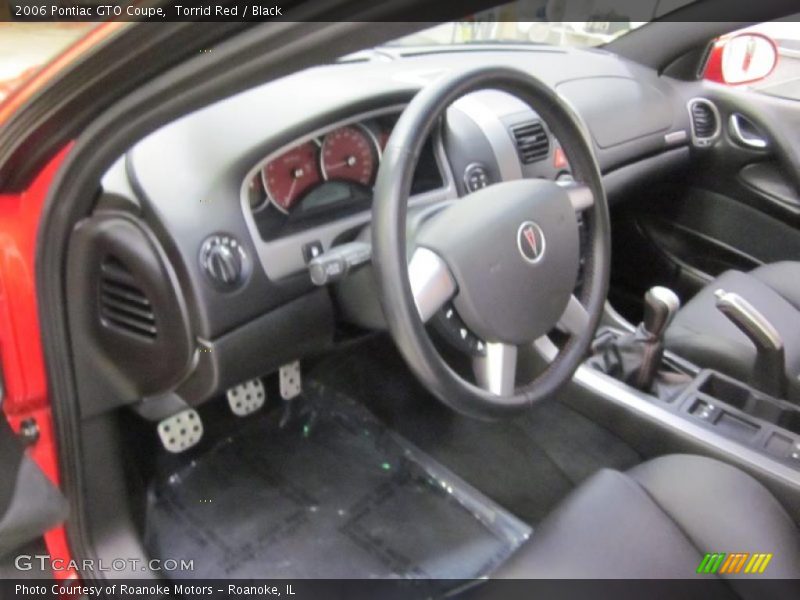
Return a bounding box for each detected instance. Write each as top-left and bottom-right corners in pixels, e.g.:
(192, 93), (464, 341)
(320, 125), (378, 187)
(262, 141), (322, 212)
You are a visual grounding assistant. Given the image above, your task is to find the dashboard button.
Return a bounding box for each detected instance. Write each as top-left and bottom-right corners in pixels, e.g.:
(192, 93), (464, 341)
(553, 147), (568, 169)
(463, 163), (490, 193)
(302, 240), (324, 263)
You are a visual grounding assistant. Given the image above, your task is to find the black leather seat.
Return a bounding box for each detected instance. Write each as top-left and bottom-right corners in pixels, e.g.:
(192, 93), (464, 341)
(494, 455), (800, 586)
(665, 262), (800, 400)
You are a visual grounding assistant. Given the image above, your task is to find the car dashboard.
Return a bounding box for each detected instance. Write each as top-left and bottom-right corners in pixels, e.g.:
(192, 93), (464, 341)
(67, 45), (698, 416)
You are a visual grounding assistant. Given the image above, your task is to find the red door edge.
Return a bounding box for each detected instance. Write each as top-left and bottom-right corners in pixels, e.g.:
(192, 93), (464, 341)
(0, 20), (120, 583)
(1, 144), (78, 581)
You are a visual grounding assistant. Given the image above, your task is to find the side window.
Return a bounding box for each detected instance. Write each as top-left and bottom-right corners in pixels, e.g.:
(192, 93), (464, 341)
(704, 20), (800, 101)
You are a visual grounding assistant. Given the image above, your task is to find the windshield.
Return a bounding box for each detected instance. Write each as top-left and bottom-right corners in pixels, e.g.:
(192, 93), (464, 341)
(389, 0), (697, 48)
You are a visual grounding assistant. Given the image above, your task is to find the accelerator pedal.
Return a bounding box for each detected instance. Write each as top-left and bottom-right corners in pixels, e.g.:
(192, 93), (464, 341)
(279, 361), (302, 400)
(157, 409), (203, 453)
(226, 379), (266, 416)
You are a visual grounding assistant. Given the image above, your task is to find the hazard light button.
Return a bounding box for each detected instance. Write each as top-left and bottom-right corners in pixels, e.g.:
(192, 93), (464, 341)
(553, 147), (569, 170)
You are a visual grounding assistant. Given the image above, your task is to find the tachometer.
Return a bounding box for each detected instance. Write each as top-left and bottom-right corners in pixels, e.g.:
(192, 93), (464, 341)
(262, 141), (321, 212)
(320, 125), (378, 187)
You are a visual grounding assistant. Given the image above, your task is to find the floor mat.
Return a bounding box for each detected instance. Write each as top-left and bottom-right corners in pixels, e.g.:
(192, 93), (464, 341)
(308, 337), (642, 524)
(144, 382), (530, 582)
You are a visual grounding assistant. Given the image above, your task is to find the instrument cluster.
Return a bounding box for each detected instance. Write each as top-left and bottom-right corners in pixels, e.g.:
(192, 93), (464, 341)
(248, 121), (386, 214)
(245, 112), (444, 242)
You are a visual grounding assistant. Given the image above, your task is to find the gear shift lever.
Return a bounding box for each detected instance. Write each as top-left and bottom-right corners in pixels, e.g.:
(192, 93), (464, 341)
(634, 287), (680, 389)
(590, 286), (680, 391)
(643, 286), (681, 339)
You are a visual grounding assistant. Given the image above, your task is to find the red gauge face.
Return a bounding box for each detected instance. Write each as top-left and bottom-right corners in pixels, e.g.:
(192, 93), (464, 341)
(321, 126), (378, 186)
(262, 141), (321, 212)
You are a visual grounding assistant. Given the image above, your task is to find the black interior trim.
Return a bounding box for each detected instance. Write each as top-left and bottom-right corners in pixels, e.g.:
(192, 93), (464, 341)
(603, 146), (689, 203)
(32, 16), (431, 580)
(0, 419), (68, 558)
(560, 377), (800, 523)
(739, 162), (800, 215)
(644, 217), (764, 277)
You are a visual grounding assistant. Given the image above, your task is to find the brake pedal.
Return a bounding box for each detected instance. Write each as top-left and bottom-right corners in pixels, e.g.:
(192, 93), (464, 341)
(226, 379), (266, 416)
(279, 361), (302, 400)
(157, 409), (203, 453)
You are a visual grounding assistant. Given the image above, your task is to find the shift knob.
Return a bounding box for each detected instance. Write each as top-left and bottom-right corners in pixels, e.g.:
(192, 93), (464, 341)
(643, 286), (681, 338)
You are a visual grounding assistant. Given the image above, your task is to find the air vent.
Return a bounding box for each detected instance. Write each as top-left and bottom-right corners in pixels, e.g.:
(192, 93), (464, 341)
(99, 256), (157, 340)
(689, 99), (719, 146)
(511, 121), (550, 164)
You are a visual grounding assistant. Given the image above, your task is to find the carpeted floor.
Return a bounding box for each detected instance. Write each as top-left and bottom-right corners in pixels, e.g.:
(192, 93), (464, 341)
(141, 335), (643, 582)
(144, 379), (530, 583)
(308, 336), (642, 524)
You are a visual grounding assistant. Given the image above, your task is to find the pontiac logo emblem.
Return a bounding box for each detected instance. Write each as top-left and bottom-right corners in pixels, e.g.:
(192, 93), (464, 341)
(517, 221), (545, 263)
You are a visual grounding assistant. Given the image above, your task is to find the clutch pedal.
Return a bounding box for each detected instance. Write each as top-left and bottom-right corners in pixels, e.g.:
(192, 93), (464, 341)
(157, 409), (203, 453)
(226, 379), (266, 416)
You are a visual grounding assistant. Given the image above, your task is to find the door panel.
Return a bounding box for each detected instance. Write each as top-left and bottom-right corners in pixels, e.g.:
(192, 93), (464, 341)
(647, 187), (800, 266)
(739, 161), (800, 214)
(611, 85), (800, 320)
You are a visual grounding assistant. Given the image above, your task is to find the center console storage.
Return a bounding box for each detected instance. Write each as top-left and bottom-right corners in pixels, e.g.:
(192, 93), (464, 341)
(679, 370), (800, 466)
(589, 327), (800, 470)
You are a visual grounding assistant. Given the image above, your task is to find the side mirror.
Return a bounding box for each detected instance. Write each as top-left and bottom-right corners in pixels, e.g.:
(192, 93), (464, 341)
(705, 33), (779, 86)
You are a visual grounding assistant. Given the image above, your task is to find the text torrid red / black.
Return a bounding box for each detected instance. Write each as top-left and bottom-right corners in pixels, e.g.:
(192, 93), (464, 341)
(173, 5), (284, 17)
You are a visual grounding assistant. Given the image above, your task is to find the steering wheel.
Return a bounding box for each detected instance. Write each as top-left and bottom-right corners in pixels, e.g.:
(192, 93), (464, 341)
(372, 66), (610, 419)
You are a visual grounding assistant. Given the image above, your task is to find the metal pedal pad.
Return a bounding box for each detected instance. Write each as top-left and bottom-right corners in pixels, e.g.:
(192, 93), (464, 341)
(279, 361), (302, 400)
(157, 409), (203, 453)
(226, 379), (266, 416)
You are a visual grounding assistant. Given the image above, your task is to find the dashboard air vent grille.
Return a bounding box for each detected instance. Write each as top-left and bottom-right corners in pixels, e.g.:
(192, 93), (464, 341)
(511, 121), (550, 164)
(99, 256), (157, 340)
(690, 100), (718, 141)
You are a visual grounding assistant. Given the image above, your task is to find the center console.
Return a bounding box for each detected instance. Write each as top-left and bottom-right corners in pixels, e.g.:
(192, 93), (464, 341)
(585, 284), (800, 472)
(530, 286), (800, 521)
(679, 370), (800, 465)
(589, 325), (800, 470)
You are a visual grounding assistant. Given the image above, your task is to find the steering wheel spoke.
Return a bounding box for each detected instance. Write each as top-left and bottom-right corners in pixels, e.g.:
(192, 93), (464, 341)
(556, 294), (590, 336)
(408, 247), (457, 323)
(561, 182), (594, 212)
(473, 343), (517, 396)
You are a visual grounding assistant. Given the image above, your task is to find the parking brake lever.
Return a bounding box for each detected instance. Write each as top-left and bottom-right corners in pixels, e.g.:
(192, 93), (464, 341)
(714, 289), (787, 398)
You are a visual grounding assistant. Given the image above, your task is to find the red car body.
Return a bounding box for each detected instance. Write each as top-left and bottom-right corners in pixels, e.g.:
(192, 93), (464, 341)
(0, 23), (120, 580)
